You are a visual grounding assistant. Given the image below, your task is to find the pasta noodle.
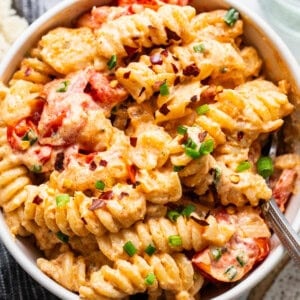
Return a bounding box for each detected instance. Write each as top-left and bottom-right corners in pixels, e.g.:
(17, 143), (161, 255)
(0, 2), (296, 299)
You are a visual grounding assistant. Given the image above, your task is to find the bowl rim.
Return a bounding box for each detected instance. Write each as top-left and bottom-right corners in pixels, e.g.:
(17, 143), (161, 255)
(0, 0), (300, 299)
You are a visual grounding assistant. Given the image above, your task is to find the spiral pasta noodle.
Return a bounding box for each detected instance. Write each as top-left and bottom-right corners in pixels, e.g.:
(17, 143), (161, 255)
(97, 214), (236, 261)
(79, 253), (203, 299)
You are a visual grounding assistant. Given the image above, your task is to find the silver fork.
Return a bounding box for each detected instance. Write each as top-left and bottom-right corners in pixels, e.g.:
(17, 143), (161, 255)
(261, 133), (300, 266)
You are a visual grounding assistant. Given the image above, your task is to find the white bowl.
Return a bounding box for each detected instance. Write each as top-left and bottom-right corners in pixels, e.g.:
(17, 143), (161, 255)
(0, 0), (300, 299)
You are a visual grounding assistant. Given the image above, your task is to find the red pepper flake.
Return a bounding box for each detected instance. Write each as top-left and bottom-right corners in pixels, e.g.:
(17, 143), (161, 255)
(32, 195), (43, 205)
(174, 76), (181, 86)
(166, 28), (181, 41)
(159, 103), (170, 115)
(89, 161), (97, 171)
(161, 49), (169, 57)
(150, 53), (163, 65)
(200, 85), (222, 104)
(183, 63), (200, 77)
(123, 71), (131, 79)
(119, 191), (129, 199)
(171, 63), (179, 74)
(172, 55), (179, 61)
(198, 131), (208, 142)
(81, 217), (87, 224)
(190, 95), (198, 102)
(85, 153), (96, 164)
(237, 131), (244, 141)
(54, 152), (65, 172)
(130, 137), (138, 147)
(99, 190), (114, 200)
(138, 87), (146, 97)
(124, 45), (138, 57)
(127, 164), (137, 184)
(25, 67), (31, 77)
(99, 159), (108, 167)
(89, 198), (106, 211)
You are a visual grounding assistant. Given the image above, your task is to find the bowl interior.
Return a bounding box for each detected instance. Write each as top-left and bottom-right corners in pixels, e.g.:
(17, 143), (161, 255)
(1, 0), (300, 299)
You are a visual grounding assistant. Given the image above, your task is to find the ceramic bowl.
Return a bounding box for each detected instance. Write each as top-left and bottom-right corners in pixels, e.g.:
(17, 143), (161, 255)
(0, 0), (299, 299)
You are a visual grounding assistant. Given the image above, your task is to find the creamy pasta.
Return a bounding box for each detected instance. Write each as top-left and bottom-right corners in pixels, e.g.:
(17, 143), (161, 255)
(0, 1), (297, 299)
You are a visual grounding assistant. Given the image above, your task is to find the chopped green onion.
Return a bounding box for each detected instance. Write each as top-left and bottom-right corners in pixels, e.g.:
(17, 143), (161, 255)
(224, 8), (239, 27)
(210, 247), (222, 261)
(123, 241), (137, 257)
(236, 161), (251, 172)
(257, 156), (274, 178)
(181, 204), (195, 217)
(184, 137), (197, 149)
(236, 255), (247, 267)
(145, 273), (156, 285)
(56, 231), (69, 243)
(159, 81), (170, 96)
(22, 129), (37, 145)
(168, 235), (182, 247)
(196, 104), (210, 115)
(95, 180), (105, 190)
(177, 125), (188, 135)
(167, 210), (181, 222)
(107, 54), (117, 70)
(224, 265), (237, 280)
(31, 165), (42, 173)
(56, 80), (70, 93)
(213, 167), (222, 185)
(193, 43), (205, 53)
(145, 244), (156, 256)
(173, 165), (184, 172)
(56, 194), (70, 207)
(185, 147), (201, 159)
(199, 139), (214, 156)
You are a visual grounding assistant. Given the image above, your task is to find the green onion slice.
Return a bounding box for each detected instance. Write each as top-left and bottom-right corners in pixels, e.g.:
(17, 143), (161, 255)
(123, 241), (137, 257)
(177, 125), (188, 135)
(257, 156), (274, 178)
(95, 180), (105, 190)
(193, 43), (205, 53)
(236, 255), (247, 267)
(213, 167), (222, 185)
(107, 54), (117, 70)
(185, 147), (201, 159)
(167, 210), (181, 222)
(184, 137), (197, 149)
(56, 194), (70, 207)
(145, 273), (156, 285)
(224, 265), (237, 280)
(210, 247), (222, 261)
(181, 204), (195, 217)
(173, 165), (184, 172)
(236, 161), (251, 172)
(224, 8), (239, 27)
(22, 129), (38, 145)
(196, 104), (210, 115)
(31, 164), (42, 173)
(56, 80), (70, 93)
(159, 81), (170, 96)
(199, 139), (214, 156)
(56, 231), (69, 243)
(168, 235), (182, 247)
(145, 244), (156, 256)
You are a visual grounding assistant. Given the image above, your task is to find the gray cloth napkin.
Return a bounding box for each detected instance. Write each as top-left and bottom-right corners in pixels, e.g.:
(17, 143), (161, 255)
(0, 4), (59, 300)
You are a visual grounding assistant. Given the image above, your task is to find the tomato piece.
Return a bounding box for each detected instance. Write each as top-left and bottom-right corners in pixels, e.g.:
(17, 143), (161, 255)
(118, 0), (190, 8)
(192, 235), (270, 283)
(7, 118), (38, 151)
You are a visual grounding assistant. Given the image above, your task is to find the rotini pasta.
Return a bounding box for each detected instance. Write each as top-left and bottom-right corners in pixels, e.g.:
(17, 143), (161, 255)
(0, 2), (296, 299)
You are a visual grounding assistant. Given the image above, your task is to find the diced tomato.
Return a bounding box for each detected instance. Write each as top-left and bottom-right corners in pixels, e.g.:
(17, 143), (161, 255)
(192, 235), (270, 283)
(41, 110), (67, 138)
(127, 164), (137, 184)
(86, 72), (128, 109)
(272, 169), (297, 212)
(7, 118), (38, 151)
(33, 146), (52, 164)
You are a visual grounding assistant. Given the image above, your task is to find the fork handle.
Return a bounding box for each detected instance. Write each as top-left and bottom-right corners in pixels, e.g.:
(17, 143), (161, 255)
(262, 198), (300, 266)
